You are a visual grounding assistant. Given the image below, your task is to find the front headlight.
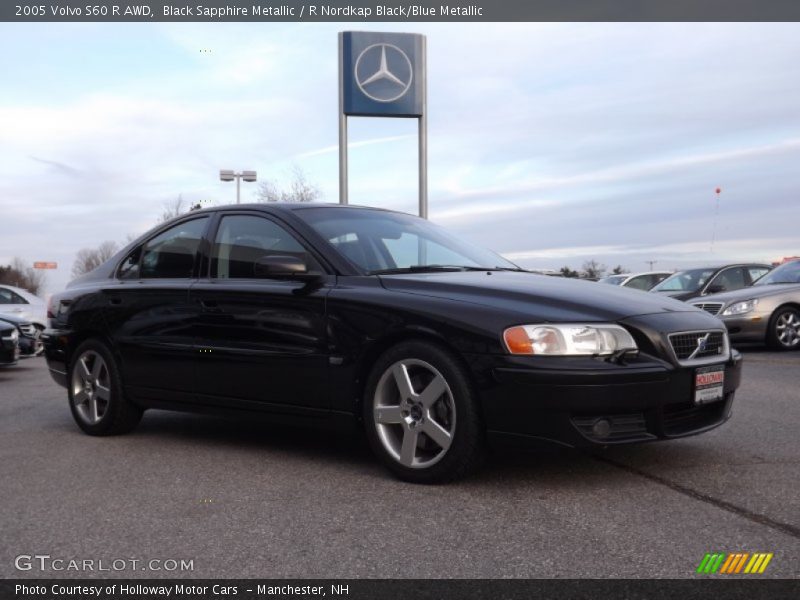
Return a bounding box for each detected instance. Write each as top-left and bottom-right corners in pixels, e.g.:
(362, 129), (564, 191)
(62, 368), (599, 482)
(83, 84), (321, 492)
(503, 323), (638, 356)
(721, 299), (758, 316)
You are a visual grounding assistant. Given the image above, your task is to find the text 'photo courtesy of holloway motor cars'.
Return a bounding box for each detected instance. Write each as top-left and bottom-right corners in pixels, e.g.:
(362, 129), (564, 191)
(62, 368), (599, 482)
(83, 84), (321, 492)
(43, 204), (743, 483)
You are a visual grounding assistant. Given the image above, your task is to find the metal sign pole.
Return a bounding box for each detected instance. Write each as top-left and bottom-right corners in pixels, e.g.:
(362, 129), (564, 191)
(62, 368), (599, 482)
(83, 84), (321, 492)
(339, 31), (425, 213)
(418, 37), (428, 219)
(338, 34), (348, 205)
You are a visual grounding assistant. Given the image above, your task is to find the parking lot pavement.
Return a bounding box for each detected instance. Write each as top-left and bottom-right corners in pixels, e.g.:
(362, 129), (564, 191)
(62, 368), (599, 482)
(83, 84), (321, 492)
(1, 352), (798, 579)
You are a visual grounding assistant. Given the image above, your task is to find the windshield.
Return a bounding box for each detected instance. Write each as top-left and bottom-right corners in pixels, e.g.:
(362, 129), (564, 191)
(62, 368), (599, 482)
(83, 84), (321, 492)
(295, 207), (518, 273)
(652, 268), (716, 292)
(754, 261), (800, 285)
(599, 275), (626, 285)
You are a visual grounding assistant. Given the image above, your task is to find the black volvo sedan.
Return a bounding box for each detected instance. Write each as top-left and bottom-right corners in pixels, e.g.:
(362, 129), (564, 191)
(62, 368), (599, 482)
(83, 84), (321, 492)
(44, 204), (742, 482)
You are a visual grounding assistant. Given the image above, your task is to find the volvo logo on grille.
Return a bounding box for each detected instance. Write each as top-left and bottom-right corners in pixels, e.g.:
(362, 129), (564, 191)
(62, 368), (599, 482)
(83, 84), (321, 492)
(689, 333), (713, 359)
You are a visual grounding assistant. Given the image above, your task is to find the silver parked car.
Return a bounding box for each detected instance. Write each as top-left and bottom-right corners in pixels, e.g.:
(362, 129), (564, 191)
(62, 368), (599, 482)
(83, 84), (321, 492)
(692, 259), (800, 350)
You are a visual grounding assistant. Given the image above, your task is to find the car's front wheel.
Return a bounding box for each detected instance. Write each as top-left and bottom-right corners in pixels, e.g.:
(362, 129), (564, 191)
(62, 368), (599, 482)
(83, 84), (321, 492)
(68, 340), (143, 435)
(766, 306), (800, 351)
(363, 341), (484, 483)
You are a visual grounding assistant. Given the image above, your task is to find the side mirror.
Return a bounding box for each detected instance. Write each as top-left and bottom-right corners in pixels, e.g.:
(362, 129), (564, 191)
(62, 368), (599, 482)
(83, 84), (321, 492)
(254, 255), (309, 279)
(705, 284), (725, 295)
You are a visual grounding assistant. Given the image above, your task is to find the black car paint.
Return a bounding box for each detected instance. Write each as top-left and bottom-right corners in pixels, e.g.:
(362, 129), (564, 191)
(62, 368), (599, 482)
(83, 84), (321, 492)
(45, 204), (742, 448)
(0, 323), (19, 366)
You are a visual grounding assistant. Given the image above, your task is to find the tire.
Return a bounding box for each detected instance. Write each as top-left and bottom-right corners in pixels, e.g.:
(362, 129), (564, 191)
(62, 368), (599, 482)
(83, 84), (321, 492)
(68, 339), (143, 435)
(362, 340), (485, 483)
(766, 306), (800, 351)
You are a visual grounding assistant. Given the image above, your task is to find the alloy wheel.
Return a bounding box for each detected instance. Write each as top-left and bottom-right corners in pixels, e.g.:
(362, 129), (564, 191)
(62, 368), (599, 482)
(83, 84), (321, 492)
(775, 310), (800, 348)
(70, 350), (111, 425)
(372, 359), (456, 469)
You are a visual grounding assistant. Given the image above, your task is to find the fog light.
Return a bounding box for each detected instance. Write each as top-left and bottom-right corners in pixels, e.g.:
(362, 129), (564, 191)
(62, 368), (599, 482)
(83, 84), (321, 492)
(592, 418), (612, 438)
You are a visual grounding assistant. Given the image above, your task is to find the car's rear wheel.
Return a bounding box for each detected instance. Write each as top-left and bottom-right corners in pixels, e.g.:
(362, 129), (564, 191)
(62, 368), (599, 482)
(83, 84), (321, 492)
(363, 341), (484, 483)
(766, 306), (800, 351)
(68, 340), (142, 435)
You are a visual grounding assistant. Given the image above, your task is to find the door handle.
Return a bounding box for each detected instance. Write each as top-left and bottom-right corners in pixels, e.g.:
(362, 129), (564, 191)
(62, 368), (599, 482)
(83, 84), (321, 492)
(200, 299), (222, 312)
(109, 297), (122, 305)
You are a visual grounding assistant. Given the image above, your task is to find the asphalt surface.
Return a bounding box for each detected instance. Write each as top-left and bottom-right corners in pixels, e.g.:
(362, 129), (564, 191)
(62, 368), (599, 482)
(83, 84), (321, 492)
(1, 349), (798, 579)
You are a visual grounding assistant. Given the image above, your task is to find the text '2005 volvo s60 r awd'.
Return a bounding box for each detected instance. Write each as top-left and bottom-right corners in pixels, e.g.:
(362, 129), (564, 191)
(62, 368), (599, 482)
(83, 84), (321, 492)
(44, 204), (742, 482)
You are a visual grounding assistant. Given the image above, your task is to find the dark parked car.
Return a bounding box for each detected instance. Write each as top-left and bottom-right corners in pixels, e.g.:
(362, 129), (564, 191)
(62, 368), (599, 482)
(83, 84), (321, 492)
(692, 259), (800, 350)
(1, 322), (20, 367)
(650, 264), (771, 301)
(0, 314), (43, 357)
(44, 204), (742, 482)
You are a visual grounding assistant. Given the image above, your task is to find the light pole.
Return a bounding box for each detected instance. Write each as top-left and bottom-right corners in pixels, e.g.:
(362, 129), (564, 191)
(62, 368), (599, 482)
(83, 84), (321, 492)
(220, 169), (257, 204)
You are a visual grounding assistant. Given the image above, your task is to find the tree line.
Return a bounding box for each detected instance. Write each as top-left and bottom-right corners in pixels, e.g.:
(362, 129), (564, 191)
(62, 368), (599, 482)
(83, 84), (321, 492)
(559, 261), (628, 279)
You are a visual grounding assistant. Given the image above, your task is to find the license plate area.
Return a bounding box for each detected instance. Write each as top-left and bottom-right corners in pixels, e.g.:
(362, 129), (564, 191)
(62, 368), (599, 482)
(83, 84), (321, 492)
(694, 365), (724, 405)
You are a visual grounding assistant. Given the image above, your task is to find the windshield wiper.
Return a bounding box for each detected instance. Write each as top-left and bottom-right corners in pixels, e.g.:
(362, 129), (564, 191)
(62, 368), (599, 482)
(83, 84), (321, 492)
(369, 265), (528, 275)
(368, 265), (472, 275)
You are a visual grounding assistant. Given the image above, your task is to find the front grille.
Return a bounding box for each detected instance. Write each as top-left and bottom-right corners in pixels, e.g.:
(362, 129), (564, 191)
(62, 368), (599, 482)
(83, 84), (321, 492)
(669, 331), (726, 362)
(18, 323), (36, 337)
(662, 397), (729, 436)
(693, 302), (723, 316)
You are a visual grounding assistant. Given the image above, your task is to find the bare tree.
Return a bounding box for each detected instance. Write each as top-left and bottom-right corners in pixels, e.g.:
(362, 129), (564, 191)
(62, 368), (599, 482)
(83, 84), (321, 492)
(559, 265), (580, 278)
(0, 258), (46, 295)
(71, 241), (119, 278)
(611, 265), (629, 275)
(581, 260), (607, 279)
(256, 166), (321, 203)
(159, 194), (186, 223)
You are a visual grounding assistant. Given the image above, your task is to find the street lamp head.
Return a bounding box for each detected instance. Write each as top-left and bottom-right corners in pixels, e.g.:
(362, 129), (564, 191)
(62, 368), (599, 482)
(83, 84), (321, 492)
(242, 170), (257, 182)
(219, 169), (235, 182)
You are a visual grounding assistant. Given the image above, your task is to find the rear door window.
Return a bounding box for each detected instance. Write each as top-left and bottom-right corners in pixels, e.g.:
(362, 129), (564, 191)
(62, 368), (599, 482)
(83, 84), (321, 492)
(120, 217), (208, 280)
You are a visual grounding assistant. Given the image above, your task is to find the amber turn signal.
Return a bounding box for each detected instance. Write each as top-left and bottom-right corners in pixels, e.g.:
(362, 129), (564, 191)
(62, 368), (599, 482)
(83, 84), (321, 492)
(503, 326), (533, 354)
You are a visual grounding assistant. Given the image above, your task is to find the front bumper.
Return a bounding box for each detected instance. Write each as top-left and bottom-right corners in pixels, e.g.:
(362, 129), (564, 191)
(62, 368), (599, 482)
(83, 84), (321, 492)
(42, 329), (70, 386)
(0, 342), (20, 366)
(473, 350), (742, 448)
(720, 312), (769, 344)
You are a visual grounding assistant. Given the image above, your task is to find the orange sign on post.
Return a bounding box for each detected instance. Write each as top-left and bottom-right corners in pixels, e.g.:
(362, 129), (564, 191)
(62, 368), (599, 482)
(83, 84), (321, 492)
(33, 262), (58, 269)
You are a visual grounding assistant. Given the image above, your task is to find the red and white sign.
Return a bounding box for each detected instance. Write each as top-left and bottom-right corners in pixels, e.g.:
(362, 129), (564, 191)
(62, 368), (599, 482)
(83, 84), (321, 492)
(695, 366), (725, 405)
(33, 262), (58, 269)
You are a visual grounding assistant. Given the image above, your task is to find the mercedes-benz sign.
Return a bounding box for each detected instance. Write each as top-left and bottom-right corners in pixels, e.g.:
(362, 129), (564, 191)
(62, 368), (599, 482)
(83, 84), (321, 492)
(340, 31), (425, 117)
(355, 43), (413, 103)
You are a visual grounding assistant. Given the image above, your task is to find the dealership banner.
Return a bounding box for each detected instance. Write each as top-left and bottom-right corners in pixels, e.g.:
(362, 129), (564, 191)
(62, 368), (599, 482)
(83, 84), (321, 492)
(2, 580), (799, 600)
(3, 0), (800, 21)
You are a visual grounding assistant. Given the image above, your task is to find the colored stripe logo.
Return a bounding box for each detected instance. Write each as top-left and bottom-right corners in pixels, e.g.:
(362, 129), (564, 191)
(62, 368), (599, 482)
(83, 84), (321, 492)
(696, 552), (773, 574)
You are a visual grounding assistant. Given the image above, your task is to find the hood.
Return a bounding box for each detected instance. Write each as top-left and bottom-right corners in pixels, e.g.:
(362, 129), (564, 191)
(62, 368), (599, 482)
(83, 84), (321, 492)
(378, 271), (703, 322)
(652, 289), (698, 301)
(697, 283), (800, 305)
(0, 313), (30, 326)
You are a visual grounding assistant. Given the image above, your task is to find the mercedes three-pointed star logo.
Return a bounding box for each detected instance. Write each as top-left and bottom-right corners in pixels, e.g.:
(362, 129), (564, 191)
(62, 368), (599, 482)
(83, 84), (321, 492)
(354, 43), (413, 103)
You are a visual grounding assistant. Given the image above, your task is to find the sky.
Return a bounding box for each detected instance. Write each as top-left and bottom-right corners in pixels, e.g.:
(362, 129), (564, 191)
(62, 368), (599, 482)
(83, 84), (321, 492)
(1, 22), (799, 293)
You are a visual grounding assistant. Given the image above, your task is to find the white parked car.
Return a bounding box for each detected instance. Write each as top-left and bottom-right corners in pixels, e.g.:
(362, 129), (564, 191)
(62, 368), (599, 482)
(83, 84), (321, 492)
(0, 284), (48, 330)
(598, 271), (673, 291)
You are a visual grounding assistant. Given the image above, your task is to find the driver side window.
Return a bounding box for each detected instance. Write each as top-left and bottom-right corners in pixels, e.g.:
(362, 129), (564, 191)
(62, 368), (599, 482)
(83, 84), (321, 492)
(211, 215), (320, 279)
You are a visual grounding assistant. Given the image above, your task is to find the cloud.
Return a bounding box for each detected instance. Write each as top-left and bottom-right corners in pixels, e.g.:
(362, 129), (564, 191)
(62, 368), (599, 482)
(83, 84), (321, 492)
(294, 134), (417, 159)
(1, 23), (799, 292)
